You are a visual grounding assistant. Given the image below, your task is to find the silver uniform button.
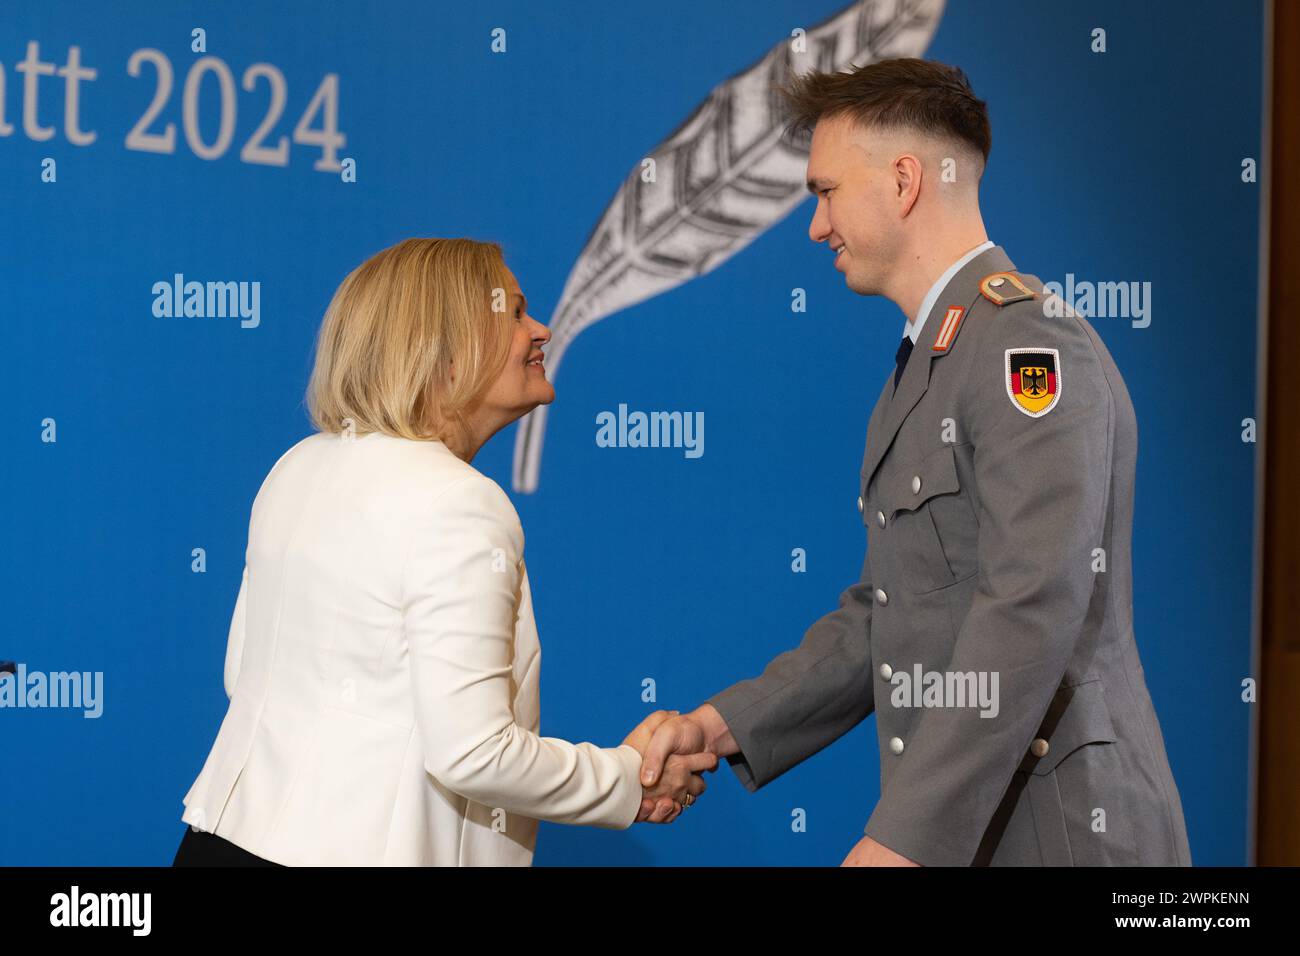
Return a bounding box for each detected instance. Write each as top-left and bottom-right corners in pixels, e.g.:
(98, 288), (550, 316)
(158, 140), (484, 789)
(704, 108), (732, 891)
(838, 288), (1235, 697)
(879, 663), (893, 680)
(876, 510), (886, 528)
(911, 475), (922, 494)
(857, 496), (864, 513)
(1030, 738), (1050, 758)
(990, 276), (1005, 287)
(874, 588), (888, 606)
(889, 737), (905, 755)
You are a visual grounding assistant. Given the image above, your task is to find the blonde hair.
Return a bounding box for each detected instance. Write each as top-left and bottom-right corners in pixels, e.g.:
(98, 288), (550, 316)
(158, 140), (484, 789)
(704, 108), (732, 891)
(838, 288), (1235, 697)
(306, 237), (515, 452)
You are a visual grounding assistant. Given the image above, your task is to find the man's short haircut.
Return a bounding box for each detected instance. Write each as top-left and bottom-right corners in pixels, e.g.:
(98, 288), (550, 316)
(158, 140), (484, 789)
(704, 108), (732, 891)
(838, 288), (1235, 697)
(777, 57), (991, 170)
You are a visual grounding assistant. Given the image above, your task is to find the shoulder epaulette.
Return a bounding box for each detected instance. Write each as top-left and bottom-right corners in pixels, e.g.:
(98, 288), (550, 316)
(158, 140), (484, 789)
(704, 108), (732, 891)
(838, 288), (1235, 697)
(980, 271), (1037, 306)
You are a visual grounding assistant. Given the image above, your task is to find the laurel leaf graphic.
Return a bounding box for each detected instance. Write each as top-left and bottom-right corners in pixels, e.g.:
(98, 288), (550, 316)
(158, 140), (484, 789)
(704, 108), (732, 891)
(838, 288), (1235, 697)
(513, 0), (946, 491)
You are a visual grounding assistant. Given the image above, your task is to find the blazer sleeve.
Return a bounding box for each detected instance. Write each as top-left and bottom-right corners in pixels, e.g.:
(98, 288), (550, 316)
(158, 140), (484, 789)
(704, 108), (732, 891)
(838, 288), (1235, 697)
(222, 440), (299, 700)
(222, 564), (249, 700)
(403, 473), (644, 829)
(863, 300), (1113, 866)
(705, 548), (876, 791)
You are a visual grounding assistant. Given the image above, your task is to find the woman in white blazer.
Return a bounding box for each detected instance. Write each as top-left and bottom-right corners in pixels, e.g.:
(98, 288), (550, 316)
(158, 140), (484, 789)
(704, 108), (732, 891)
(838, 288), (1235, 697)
(174, 238), (715, 866)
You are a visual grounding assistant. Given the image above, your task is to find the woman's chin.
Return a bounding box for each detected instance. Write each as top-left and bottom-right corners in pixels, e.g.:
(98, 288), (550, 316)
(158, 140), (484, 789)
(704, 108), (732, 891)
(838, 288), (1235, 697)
(513, 389), (555, 421)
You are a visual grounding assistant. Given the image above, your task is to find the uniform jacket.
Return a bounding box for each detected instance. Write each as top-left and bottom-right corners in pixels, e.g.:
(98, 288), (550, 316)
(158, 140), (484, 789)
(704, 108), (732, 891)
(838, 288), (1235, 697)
(708, 245), (1192, 866)
(181, 431), (644, 866)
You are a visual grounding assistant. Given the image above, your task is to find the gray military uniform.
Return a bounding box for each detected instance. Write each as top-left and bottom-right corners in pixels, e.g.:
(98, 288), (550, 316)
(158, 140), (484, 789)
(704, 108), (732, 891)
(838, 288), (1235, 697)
(708, 245), (1191, 866)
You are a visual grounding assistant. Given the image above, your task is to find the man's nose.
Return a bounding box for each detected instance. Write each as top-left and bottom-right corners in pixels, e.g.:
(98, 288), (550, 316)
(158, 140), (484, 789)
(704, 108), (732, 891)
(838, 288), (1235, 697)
(808, 200), (830, 244)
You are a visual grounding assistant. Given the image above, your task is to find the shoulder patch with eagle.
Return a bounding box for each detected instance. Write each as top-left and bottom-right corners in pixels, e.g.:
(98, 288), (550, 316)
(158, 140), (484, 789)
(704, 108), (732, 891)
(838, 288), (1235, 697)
(1005, 348), (1061, 417)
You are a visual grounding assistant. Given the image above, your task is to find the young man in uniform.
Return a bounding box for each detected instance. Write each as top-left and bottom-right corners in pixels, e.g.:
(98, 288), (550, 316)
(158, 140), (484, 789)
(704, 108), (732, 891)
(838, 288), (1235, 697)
(639, 58), (1191, 867)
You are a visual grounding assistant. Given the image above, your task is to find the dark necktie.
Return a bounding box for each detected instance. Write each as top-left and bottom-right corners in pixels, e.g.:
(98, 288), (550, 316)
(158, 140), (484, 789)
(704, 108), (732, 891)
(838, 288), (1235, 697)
(893, 334), (914, 394)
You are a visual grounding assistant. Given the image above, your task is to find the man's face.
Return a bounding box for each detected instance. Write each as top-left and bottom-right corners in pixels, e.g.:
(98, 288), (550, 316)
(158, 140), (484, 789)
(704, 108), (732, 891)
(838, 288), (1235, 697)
(804, 114), (900, 296)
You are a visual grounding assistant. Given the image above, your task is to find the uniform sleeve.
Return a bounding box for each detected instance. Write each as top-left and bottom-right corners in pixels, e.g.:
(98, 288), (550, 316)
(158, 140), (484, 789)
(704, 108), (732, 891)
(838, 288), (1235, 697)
(863, 302), (1113, 866)
(222, 564), (249, 700)
(707, 549), (876, 791)
(403, 473), (644, 829)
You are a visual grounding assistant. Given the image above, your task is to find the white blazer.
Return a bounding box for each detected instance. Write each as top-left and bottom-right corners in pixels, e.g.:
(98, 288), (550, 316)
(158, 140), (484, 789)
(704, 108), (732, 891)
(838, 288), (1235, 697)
(181, 430), (644, 865)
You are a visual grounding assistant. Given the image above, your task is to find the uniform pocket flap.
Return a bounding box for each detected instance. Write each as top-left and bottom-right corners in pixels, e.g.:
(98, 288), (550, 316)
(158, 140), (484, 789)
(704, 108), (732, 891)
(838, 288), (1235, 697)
(1020, 679), (1118, 775)
(876, 443), (962, 518)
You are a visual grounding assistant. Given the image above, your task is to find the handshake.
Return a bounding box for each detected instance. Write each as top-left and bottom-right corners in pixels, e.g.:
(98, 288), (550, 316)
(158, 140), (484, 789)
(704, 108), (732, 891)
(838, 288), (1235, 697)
(620, 707), (728, 824)
(619, 706), (921, 865)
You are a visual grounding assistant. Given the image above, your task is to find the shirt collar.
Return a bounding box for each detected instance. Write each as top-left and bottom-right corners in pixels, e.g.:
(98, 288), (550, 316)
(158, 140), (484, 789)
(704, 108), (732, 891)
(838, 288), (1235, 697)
(905, 239), (995, 345)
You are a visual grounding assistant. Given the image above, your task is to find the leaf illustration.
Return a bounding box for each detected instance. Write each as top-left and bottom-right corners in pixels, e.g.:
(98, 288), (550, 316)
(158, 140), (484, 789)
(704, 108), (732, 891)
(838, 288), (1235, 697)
(513, 0), (946, 492)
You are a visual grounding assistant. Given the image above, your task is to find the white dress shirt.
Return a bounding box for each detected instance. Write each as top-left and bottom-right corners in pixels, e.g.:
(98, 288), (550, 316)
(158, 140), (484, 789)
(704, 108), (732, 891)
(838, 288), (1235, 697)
(905, 240), (994, 344)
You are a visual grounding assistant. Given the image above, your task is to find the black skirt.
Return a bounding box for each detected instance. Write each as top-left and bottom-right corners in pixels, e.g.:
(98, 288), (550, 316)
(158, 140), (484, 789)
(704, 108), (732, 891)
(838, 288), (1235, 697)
(172, 826), (284, 867)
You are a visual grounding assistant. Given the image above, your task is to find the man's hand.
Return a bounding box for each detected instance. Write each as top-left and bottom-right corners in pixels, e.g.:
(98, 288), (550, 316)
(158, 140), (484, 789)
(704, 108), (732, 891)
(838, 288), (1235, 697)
(632, 707), (736, 822)
(841, 834), (921, 867)
(640, 712), (710, 786)
(622, 710), (718, 823)
(622, 709), (678, 753)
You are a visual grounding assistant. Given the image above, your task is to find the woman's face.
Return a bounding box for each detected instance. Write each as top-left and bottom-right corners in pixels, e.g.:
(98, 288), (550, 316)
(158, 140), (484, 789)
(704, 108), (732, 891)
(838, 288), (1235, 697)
(477, 267), (554, 423)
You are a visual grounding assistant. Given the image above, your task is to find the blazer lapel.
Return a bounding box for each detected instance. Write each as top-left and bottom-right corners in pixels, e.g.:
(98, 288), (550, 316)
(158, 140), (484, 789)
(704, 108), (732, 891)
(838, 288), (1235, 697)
(860, 245), (1016, 488)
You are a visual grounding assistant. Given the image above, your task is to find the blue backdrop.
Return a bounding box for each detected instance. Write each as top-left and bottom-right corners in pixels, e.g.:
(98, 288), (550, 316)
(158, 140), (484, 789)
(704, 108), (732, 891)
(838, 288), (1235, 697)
(1, 0), (1262, 866)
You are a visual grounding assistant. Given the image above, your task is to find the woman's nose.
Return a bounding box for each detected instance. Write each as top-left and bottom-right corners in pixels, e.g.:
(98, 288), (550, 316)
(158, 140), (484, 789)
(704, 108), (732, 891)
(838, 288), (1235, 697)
(531, 318), (551, 344)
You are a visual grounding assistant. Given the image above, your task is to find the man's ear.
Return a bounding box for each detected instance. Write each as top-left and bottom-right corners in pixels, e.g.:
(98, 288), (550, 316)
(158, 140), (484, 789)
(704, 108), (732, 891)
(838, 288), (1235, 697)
(894, 153), (923, 217)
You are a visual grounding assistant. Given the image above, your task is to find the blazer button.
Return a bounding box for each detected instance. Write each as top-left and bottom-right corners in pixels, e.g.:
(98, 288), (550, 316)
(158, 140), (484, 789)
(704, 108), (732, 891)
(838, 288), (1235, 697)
(889, 737), (905, 755)
(879, 663), (893, 680)
(874, 588), (888, 606)
(911, 475), (922, 494)
(876, 510), (886, 528)
(1030, 738), (1050, 758)
(857, 496), (864, 513)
